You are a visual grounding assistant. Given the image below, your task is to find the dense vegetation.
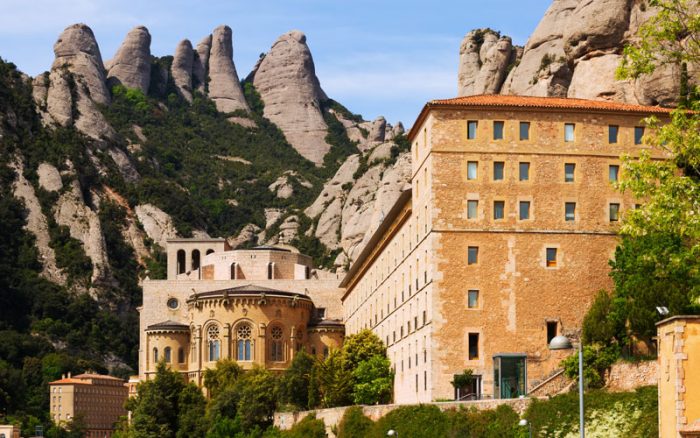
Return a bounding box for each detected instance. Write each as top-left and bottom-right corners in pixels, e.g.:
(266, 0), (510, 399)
(117, 330), (392, 437)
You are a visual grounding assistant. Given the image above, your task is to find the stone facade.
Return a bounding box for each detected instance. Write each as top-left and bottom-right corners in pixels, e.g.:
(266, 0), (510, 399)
(49, 373), (128, 438)
(139, 241), (344, 385)
(658, 316), (700, 438)
(341, 95), (671, 404)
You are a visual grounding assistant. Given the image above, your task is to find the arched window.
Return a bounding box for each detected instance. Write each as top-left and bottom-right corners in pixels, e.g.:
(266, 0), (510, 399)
(206, 249), (214, 255)
(153, 347), (158, 363)
(230, 262), (237, 280)
(177, 250), (186, 274)
(164, 347), (171, 363)
(236, 323), (253, 361)
(192, 250), (201, 271)
(305, 266), (311, 280)
(208, 325), (220, 362)
(323, 347), (329, 358)
(267, 262), (274, 280)
(178, 347), (185, 364)
(269, 326), (284, 361)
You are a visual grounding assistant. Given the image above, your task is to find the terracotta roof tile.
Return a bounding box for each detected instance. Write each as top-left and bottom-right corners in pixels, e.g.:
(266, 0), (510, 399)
(429, 94), (674, 114)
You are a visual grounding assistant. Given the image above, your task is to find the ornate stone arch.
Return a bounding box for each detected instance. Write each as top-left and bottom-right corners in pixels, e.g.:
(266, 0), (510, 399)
(205, 322), (221, 362)
(267, 322), (285, 362)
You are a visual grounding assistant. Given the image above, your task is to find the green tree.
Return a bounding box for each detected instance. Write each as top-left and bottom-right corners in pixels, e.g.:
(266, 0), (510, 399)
(561, 344), (621, 389)
(582, 290), (626, 345)
(336, 406), (374, 438)
(279, 350), (315, 410)
(126, 362), (186, 438)
(203, 359), (243, 398)
(234, 366), (279, 430)
(610, 0), (700, 347)
(341, 329), (387, 373)
(312, 350), (353, 408)
(176, 383), (209, 438)
(351, 355), (393, 405)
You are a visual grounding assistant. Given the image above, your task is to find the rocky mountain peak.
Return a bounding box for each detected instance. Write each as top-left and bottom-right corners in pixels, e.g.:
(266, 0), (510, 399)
(207, 25), (250, 114)
(52, 23), (110, 105)
(172, 39), (194, 102)
(251, 29), (330, 165)
(105, 25), (152, 93)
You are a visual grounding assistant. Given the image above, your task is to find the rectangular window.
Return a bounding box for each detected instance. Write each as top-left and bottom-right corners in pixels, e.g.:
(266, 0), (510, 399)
(565, 202), (576, 222)
(520, 122), (530, 140)
(608, 125), (619, 144)
(493, 161), (505, 181)
(609, 165), (620, 182)
(546, 248), (557, 267)
(467, 200), (478, 219)
(468, 333), (479, 360)
(610, 203), (620, 222)
(547, 321), (558, 344)
(494, 201), (505, 220)
(468, 246), (478, 265)
(634, 126), (645, 145)
(467, 161), (478, 180)
(519, 201), (530, 220)
(493, 121), (504, 140)
(468, 121), (478, 139)
(519, 162), (530, 181)
(564, 163), (575, 182)
(564, 123), (575, 142)
(468, 290), (479, 308)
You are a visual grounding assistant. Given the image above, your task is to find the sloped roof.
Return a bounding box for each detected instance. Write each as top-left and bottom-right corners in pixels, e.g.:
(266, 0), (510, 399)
(146, 320), (190, 331)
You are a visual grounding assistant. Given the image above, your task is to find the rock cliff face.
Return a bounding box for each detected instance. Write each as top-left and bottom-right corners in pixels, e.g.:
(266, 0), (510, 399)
(207, 25), (250, 114)
(462, 0), (695, 106)
(251, 30), (331, 165)
(106, 26), (152, 93)
(193, 35), (212, 93)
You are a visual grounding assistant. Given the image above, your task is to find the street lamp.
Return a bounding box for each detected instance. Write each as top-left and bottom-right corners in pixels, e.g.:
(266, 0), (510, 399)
(549, 335), (584, 438)
(387, 430), (398, 437)
(518, 419), (532, 438)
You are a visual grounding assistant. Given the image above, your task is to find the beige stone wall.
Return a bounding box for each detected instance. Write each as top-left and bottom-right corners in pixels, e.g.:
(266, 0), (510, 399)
(145, 332), (190, 373)
(659, 317), (700, 438)
(197, 248), (314, 281)
(50, 378), (127, 434)
(605, 360), (658, 392)
(166, 238), (227, 280)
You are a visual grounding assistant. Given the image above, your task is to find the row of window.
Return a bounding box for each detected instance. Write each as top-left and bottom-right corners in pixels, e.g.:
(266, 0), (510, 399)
(468, 246), (562, 268)
(465, 199), (623, 222)
(467, 120), (645, 145)
(465, 322), (560, 362)
(467, 161), (620, 183)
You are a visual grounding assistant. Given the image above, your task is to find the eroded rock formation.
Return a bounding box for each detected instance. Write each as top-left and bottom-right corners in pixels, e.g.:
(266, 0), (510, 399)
(251, 30), (331, 165)
(207, 25), (250, 114)
(172, 39), (195, 102)
(106, 26), (152, 93)
(458, 29), (519, 96)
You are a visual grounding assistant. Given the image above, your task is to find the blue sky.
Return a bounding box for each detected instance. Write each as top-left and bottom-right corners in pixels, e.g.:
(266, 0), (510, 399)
(0, 0), (551, 126)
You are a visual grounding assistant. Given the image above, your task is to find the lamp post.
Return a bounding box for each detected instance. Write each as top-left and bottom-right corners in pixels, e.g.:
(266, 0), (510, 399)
(549, 335), (584, 438)
(387, 430), (398, 437)
(518, 419), (532, 438)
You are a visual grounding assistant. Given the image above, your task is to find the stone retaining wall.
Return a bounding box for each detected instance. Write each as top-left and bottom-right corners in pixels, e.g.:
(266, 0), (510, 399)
(274, 398), (532, 437)
(605, 360), (658, 392)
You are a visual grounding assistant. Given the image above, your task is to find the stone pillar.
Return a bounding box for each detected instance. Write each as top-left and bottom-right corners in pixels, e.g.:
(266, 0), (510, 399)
(195, 325), (202, 385)
(258, 323), (267, 365)
(223, 323), (231, 359)
(290, 325), (297, 361)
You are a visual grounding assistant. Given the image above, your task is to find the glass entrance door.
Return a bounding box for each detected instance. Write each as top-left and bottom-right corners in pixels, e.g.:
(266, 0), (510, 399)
(493, 354), (527, 399)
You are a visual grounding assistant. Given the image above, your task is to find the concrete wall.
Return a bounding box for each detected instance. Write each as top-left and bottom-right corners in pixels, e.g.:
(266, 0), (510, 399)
(274, 398), (532, 437)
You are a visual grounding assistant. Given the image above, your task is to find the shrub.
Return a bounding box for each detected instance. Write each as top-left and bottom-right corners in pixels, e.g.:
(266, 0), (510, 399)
(337, 406), (373, 438)
(370, 405), (449, 438)
(282, 414), (326, 438)
(561, 344), (620, 388)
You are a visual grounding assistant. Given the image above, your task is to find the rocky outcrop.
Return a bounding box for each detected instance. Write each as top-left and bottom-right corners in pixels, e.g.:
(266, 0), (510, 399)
(365, 117), (387, 144)
(305, 146), (412, 266)
(228, 223), (261, 249)
(134, 204), (178, 249)
(468, 0), (693, 106)
(268, 171), (313, 199)
(458, 29), (518, 96)
(11, 159), (65, 284)
(106, 26), (152, 93)
(193, 35), (212, 93)
(385, 122), (405, 141)
(42, 23), (115, 140)
(172, 39), (194, 102)
(207, 25), (250, 114)
(107, 147), (140, 182)
(55, 180), (111, 286)
(38, 162), (63, 192)
(251, 30), (331, 165)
